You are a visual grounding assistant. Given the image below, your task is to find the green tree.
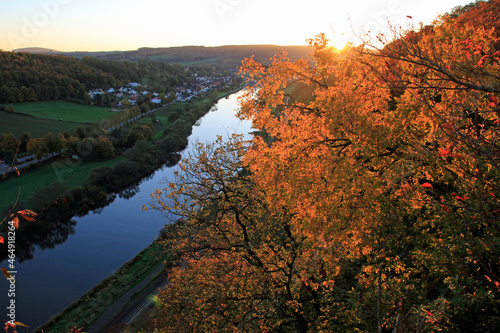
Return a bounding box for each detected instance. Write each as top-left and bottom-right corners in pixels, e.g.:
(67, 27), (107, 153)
(19, 132), (31, 153)
(167, 92), (177, 103)
(27, 138), (49, 160)
(2, 150), (16, 165)
(97, 136), (115, 159)
(43, 132), (63, 154)
(0, 133), (19, 151)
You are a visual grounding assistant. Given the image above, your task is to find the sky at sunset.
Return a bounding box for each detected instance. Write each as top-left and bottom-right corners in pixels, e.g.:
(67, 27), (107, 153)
(0, 0), (475, 52)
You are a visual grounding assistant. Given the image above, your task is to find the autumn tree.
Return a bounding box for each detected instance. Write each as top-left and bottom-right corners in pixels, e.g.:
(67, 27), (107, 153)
(96, 136), (115, 159)
(27, 138), (49, 161)
(148, 136), (352, 332)
(148, 6), (500, 332)
(236, 19), (500, 333)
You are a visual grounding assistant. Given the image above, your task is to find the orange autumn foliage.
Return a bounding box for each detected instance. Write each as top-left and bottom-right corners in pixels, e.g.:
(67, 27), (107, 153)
(149, 6), (500, 332)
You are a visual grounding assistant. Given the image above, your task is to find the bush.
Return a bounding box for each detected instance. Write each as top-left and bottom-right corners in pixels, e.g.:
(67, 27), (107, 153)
(5, 104), (15, 113)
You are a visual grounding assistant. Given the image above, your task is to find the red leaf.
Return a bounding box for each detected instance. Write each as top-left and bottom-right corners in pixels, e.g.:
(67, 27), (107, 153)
(13, 321), (29, 328)
(421, 182), (433, 189)
(18, 209), (37, 217)
(493, 119), (500, 125)
(489, 192), (496, 198)
(438, 149), (450, 156)
(489, 95), (499, 105)
(14, 166), (20, 176)
(451, 154), (466, 160)
(441, 204), (450, 212)
(21, 215), (36, 222)
(12, 217), (19, 229)
(24, 209), (37, 217)
(440, 122), (455, 130)
(0, 236), (4, 244)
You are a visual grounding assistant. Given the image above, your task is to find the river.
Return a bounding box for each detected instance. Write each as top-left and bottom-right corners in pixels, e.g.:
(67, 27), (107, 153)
(0, 91), (253, 330)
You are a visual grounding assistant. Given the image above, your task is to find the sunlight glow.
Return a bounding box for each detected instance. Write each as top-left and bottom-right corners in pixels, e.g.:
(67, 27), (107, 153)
(0, 0), (478, 51)
(330, 32), (351, 50)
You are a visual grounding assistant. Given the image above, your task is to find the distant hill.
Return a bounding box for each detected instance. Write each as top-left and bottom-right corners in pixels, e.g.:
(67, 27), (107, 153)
(13, 47), (64, 54)
(14, 45), (313, 69)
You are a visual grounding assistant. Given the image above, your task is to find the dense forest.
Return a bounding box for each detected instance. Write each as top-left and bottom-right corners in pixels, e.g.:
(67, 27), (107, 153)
(143, 1), (500, 332)
(0, 44), (311, 105)
(0, 52), (194, 103)
(52, 45), (313, 70)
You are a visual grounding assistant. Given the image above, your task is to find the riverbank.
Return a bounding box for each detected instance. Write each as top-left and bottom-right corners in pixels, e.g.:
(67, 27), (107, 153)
(32, 240), (171, 333)
(0, 88), (252, 331)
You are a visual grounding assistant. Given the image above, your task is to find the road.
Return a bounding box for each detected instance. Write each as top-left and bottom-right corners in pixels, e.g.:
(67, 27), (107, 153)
(0, 152), (61, 175)
(87, 265), (168, 333)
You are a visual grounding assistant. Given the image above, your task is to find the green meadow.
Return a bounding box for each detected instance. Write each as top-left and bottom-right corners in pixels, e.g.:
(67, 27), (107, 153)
(0, 156), (123, 215)
(1, 100), (112, 122)
(0, 111), (82, 137)
(0, 101), (115, 137)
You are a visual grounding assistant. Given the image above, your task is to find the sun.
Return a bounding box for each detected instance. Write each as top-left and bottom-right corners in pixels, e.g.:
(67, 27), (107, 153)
(330, 32), (350, 51)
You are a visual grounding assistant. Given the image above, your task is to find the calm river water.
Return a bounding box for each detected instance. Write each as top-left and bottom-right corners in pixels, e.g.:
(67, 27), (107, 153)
(0, 91), (253, 330)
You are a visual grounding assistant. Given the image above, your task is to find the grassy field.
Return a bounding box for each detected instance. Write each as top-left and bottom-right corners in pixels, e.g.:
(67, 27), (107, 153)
(0, 156), (123, 215)
(0, 111), (84, 137)
(0, 100), (116, 137)
(0, 100), (113, 123)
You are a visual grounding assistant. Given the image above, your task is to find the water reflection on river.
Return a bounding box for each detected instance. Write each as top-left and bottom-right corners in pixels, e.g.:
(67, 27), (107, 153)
(0, 91), (253, 330)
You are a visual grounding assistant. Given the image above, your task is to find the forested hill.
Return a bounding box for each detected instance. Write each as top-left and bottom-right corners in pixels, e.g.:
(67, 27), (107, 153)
(2, 45), (311, 104)
(14, 44), (313, 69)
(0, 51), (190, 103)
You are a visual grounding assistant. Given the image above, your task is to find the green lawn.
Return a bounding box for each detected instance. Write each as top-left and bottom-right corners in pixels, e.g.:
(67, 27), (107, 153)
(0, 156), (123, 214)
(1, 100), (113, 123)
(0, 111), (83, 137)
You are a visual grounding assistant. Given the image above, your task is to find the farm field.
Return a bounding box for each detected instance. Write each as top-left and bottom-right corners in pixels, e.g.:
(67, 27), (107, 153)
(0, 100), (117, 137)
(0, 111), (83, 137)
(0, 156), (123, 215)
(0, 100), (113, 123)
